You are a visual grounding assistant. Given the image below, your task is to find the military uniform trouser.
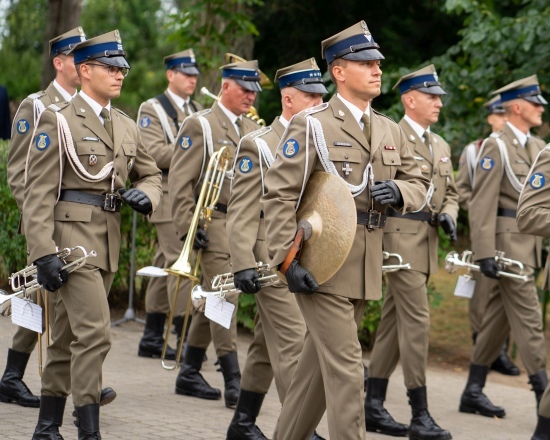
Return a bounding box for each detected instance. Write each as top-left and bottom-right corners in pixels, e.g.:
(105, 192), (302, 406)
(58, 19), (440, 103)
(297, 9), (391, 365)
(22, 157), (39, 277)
(186, 248), (236, 357)
(273, 293), (367, 440)
(41, 265), (114, 406)
(369, 269), (430, 389)
(468, 271), (508, 335)
(145, 221), (191, 316)
(241, 280), (306, 402)
(472, 265), (546, 375)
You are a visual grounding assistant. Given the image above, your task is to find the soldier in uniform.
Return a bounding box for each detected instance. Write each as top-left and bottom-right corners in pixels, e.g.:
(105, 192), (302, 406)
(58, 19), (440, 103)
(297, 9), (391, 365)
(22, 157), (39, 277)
(459, 75), (548, 419)
(261, 21), (429, 440)
(136, 49), (203, 360)
(24, 31), (162, 439)
(1, 28), (116, 410)
(455, 96), (520, 377)
(226, 58), (327, 440)
(169, 59), (263, 408)
(365, 65), (457, 440)
(516, 144), (550, 440)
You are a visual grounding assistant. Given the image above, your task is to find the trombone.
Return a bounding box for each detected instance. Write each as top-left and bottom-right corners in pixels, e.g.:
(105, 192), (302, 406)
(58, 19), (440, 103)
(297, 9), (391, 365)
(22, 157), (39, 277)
(445, 250), (529, 281)
(161, 146), (232, 370)
(382, 252), (411, 273)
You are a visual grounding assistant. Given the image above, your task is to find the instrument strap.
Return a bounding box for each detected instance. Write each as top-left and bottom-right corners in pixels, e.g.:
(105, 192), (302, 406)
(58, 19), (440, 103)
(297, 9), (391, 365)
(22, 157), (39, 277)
(142, 99), (175, 145)
(154, 93), (179, 132)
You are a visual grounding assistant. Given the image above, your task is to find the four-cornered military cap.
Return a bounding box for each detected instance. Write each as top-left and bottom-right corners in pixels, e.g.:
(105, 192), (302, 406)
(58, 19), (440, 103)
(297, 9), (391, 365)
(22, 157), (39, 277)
(220, 60), (262, 92)
(164, 49), (200, 75)
(49, 27), (86, 57)
(483, 95), (505, 114)
(492, 75), (548, 105)
(274, 58), (328, 94)
(69, 30), (130, 69)
(393, 64), (446, 95)
(321, 20), (384, 64)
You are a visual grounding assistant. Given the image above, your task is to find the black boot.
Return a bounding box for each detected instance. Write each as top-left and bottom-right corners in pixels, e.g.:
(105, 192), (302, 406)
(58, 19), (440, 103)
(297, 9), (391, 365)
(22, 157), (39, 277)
(219, 352), (241, 408)
(408, 386), (451, 440)
(99, 387), (116, 406)
(459, 364), (505, 418)
(138, 313), (177, 360)
(532, 414), (550, 440)
(32, 395), (66, 440)
(226, 389), (267, 440)
(175, 345), (221, 400)
(0, 348), (40, 407)
(529, 370), (549, 409)
(74, 403), (101, 440)
(364, 378), (408, 437)
(490, 339), (520, 376)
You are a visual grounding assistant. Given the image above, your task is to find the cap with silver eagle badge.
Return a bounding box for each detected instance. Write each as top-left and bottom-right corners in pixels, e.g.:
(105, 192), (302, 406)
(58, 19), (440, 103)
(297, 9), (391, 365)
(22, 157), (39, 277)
(220, 60), (262, 92)
(164, 49), (200, 75)
(69, 29), (130, 70)
(274, 58), (328, 95)
(483, 95), (505, 114)
(492, 74), (547, 105)
(393, 64), (446, 95)
(321, 20), (384, 64)
(49, 27), (86, 57)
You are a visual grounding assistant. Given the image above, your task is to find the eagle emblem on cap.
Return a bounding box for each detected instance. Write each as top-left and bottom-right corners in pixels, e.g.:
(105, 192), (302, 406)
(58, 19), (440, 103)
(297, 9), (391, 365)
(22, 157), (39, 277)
(114, 30), (121, 43)
(530, 172), (545, 189)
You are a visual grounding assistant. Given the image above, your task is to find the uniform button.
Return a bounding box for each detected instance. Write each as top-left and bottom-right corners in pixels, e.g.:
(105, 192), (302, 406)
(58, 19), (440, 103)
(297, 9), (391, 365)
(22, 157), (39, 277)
(434, 188), (437, 191)
(345, 155), (349, 159)
(65, 213), (70, 218)
(391, 159), (394, 163)
(406, 206), (411, 212)
(396, 228), (401, 231)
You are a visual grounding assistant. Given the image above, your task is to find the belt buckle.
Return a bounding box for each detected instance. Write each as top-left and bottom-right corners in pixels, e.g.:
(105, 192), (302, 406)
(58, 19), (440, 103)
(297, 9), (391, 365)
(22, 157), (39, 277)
(103, 193), (119, 212)
(429, 212), (439, 227)
(366, 210), (386, 231)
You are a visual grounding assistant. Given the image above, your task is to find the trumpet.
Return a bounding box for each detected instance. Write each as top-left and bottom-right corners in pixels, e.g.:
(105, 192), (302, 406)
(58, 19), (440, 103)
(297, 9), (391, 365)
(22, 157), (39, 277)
(190, 262), (280, 312)
(382, 252), (411, 273)
(445, 250), (529, 281)
(200, 87), (266, 127)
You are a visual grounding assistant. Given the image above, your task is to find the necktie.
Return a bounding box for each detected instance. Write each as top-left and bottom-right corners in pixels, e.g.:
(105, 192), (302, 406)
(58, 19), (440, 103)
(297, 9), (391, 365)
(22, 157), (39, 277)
(361, 114), (370, 143)
(100, 108), (113, 141)
(525, 137), (534, 163)
(183, 102), (192, 116)
(235, 118), (242, 136)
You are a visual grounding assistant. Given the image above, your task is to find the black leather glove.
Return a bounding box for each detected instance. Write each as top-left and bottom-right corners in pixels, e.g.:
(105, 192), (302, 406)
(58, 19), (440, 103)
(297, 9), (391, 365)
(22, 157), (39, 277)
(477, 257), (500, 279)
(371, 180), (404, 207)
(119, 188), (152, 215)
(193, 228), (209, 250)
(438, 213), (457, 242)
(285, 260), (319, 294)
(234, 268), (261, 294)
(35, 254), (68, 292)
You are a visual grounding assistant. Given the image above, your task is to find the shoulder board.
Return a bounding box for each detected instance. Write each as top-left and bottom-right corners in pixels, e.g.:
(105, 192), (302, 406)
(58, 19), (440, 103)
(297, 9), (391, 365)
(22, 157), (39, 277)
(372, 109), (396, 124)
(543, 144), (550, 152)
(532, 133), (544, 141)
(490, 132), (502, 138)
(112, 107), (131, 119)
(302, 102), (329, 117)
(249, 126), (272, 141)
(27, 90), (47, 100)
(47, 102), (69, 112)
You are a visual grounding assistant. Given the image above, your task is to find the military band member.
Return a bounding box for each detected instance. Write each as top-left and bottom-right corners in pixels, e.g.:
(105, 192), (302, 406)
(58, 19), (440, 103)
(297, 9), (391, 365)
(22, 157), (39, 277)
(136, 49), (203, 360)
(169, 60), (263, 408)
(1, 27), (116, 410)
(366, 65), (456, 440)
(226, 58), (327, 440)
(459, 75), (548, 419)
(455, 96), (520, 377)
(261, 21), (429, 440)
(25, 31), (162, 439)
(516, 144), (550, 440)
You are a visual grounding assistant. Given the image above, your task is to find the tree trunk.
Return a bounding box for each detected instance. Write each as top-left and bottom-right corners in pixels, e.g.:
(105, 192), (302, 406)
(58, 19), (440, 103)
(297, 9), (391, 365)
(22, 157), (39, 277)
(41, 0), (83, 90)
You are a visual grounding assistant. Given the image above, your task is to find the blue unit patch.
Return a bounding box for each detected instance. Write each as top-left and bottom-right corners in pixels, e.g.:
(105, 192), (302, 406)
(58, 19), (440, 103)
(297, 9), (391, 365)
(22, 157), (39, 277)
(179, 136), (192, 150)
(16, 119), (30, 134)
(238, 157), (253, 174)
(283, 139), (299, 158)
(530, 172), (545, 190)
(140, 116), (151, 128)
(480, 156), (494, 171)
(35, 133), (50, 151)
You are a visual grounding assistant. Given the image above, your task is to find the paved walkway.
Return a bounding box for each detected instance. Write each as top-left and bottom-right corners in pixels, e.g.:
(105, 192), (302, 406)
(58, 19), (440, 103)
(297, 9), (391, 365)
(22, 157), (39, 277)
(0, 313), (540, 439)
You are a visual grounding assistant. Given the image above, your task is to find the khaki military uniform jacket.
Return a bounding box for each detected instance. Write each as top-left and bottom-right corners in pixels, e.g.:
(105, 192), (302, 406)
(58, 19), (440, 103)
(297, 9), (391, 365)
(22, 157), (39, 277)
(383, 119), (458, 274)
(470, 124), (544, 267)
(8, 82), (67, 211)
(227, 117), (285, 272)
(169, 101), (261, 250)
(23, 94), (162, 272)
(261, 96), (429, 300)
(456, 139), (483, 210)
(138, 90), (203, 223)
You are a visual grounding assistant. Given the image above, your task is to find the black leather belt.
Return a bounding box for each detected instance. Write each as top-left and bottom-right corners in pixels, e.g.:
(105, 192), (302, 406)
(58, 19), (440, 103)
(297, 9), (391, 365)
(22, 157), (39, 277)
(59, 190), (122, 212)
(497, 208), (516, 218)
(357, 210), (387, 229)
(214, 203), (227, 214)
(387, 210), (439, 227)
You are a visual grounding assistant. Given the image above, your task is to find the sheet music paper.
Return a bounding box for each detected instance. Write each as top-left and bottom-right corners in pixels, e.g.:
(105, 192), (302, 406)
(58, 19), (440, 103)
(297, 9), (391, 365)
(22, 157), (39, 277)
(11, 296), (43, 333)
(454, 275), (476, 299)
(136, 266), (168, 277)
(204, 294), (235, 329)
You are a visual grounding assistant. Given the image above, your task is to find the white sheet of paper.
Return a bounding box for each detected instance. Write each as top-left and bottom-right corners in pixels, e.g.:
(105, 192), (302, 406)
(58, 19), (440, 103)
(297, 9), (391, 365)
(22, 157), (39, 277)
(11, 296), (42, 333)
(136, 266), (168, 277)
(204, 294), (235, 329)
(454, 275), (476, 299)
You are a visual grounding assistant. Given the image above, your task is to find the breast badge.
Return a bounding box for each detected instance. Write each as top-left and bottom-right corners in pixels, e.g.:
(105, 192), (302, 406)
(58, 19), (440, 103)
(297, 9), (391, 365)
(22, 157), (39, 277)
(35, 133), (50, 151)
(283, 139), (299, 158)
(179, 136), (192, 150)
(89, 155), (98, 166)
(128, 157), (135, 171)
(384, 145), (396, 150)
(238, 157), (253, 174)
(480, 156), (494, 171)
(529, 172), (545, 189)
(16, 119), (29, 134)
(439, 156), (450, 163)
(140, 116), (151, 128)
